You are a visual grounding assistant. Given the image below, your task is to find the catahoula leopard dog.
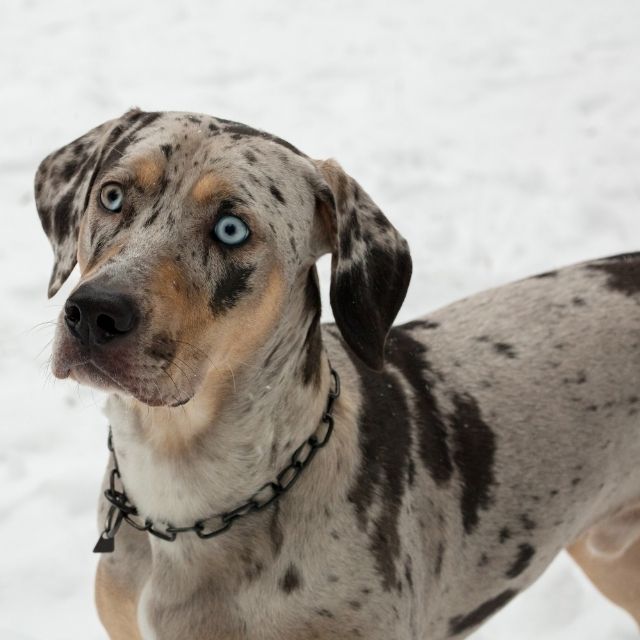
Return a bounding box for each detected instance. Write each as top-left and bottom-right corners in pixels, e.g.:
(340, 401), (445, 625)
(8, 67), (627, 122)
(35, 109), (640, 639)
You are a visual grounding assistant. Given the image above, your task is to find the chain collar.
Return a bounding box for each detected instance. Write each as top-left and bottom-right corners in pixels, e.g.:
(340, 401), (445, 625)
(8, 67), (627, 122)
(94, 366), (340, 553)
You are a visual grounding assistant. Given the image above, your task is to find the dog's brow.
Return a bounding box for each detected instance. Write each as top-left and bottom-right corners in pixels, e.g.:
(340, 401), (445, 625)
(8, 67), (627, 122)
(132, 156), (166, 191)
(191, 172), (234, 204)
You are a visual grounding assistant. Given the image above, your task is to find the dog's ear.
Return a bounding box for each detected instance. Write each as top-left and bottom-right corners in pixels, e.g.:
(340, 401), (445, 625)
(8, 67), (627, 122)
(313, 159), (412, 370)
(34, 109), (160, 297)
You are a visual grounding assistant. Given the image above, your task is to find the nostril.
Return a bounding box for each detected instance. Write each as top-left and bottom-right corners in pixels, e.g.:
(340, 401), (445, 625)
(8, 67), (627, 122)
(96, 311), (135, 336)
(96, 313), (118, 336)
(65, 303), (81, 326)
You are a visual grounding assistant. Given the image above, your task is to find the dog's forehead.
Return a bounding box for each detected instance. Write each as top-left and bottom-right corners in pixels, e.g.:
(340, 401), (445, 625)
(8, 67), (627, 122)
(112, 112), (317, 216)
(122, 112), (308, 177)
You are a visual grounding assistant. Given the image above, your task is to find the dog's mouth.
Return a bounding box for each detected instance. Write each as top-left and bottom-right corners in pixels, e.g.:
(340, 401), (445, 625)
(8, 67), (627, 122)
(53, 341), (194, 408)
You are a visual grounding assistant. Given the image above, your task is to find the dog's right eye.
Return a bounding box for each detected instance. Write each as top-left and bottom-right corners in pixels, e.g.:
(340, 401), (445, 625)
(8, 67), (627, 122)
(99, 183), (124, 213)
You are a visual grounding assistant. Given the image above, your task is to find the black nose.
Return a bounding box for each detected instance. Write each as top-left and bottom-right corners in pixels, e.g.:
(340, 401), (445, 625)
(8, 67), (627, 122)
(64, 285), (139, 345)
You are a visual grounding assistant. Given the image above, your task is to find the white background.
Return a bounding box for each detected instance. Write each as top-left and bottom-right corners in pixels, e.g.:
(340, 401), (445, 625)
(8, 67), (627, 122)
(1, 1), (640, 637)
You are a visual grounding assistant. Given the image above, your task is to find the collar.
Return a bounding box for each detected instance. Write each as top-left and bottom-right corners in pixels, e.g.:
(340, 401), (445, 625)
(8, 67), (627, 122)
(94, 366), (340, 553)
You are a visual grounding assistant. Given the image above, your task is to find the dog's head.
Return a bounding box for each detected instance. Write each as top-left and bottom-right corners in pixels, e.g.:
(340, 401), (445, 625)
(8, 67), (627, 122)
(35, 110), (411, 406)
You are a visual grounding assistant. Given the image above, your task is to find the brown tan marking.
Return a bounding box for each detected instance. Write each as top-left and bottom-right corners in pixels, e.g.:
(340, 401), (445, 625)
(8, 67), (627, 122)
(133, 264), (285, 457)
(191, 172), (234, 205)
(132, 155), (165, 191)
(95, 561), (143, 640)
(569, 533), (640, 627)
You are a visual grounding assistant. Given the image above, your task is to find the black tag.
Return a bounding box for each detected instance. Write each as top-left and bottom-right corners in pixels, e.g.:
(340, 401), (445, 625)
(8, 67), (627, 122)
(93, 534), (115, 554)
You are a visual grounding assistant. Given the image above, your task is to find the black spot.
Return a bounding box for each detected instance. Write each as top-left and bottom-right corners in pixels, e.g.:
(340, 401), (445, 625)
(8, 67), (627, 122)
(280, 564), (302, 594)
(52, 190), (75, 243)
(210, 263), (255, 314)
(520, 514), (537, 531)
(100, 112), (162, 172)
(385, 328), (453, 484)
(216, 118), (305, 156)
(449, 393), (496, 534)
(499, 527), (511, 543)
(434, 542), (445, 577)
(301, 268), (323, 387)
(160, 144), (173, 159)
(346, 353), (413, 592)
(187, 115), (202, 124)
(572, 296), (586, 306)
(400, 319), (440, 331)
(404, 556), (413, 592)
(61, 158), (79, 181)
(316, 609), (334, 618)
(506, 543), (536, 579)
(449, 590), (518, 635)
(269, 184), (286, 204)
(587, 253), (640, 296)
(217, 198), (238, 217)
(142, 205), (162, 227)
(244, 150), (257, 164)
(91, 234), (108, 263)
(493, 342), (517, 359)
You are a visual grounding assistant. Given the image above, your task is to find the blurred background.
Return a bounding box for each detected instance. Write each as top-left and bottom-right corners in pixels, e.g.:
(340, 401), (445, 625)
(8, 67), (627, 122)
(2, 1), (640, 637)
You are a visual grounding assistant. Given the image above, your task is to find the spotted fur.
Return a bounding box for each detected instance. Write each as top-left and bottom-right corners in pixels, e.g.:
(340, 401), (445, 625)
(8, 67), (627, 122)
(35, 111), (640, 638)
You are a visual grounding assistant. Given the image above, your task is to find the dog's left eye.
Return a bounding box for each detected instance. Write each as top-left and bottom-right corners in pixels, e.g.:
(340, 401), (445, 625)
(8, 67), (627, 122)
(213, 215), (250, 246)
(99, 183), (124, 213)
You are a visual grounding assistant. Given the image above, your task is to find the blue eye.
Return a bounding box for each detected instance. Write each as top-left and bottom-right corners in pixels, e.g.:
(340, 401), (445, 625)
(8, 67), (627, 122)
(213, 215), (250, 246)
(99, 183), (124, 213)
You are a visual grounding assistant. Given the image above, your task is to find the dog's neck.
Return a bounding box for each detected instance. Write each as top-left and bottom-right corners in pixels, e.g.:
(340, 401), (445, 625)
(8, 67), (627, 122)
(104, 269), (331, 531)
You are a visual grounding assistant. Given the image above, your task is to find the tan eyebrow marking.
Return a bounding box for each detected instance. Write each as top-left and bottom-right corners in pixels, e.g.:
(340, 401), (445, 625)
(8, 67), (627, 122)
(191, 172), (233, 205)
(132, 156), (165, 191)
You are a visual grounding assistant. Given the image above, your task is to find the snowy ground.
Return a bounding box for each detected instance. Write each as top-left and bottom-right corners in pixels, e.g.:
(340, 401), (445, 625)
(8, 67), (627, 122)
(2, 0), (640, 638)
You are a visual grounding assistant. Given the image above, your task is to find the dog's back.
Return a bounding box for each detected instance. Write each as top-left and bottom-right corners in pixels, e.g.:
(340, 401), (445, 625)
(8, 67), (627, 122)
(322, 252), (640, 637)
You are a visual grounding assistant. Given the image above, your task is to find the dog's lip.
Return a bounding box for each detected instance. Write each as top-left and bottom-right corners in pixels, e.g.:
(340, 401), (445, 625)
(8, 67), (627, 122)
(52, 334), (195, 407)
(68, 360), (126, 391)
(65, 359), (194, 408)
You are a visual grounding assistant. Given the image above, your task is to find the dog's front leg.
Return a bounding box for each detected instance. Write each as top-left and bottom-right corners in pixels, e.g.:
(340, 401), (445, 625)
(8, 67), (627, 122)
(95, 559), (144, 640)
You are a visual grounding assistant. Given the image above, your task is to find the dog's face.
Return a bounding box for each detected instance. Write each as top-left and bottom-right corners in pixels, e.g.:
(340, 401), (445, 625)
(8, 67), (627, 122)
(35, 110), (411, 407)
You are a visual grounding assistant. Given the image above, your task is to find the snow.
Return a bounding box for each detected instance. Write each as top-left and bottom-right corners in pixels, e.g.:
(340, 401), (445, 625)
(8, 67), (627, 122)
(1, 0), (640, 637)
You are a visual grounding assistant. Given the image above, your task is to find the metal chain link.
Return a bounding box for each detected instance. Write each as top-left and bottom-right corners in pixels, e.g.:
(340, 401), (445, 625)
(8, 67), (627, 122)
(94, 366), (340, 552)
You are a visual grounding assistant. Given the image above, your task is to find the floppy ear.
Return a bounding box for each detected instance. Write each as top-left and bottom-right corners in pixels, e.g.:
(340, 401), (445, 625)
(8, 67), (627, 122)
(34, 109), (160, 297)
(314, 159), (412, 370)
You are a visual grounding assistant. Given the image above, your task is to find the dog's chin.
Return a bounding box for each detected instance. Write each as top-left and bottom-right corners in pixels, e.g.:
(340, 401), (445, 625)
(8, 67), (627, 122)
(55, 358), (193, 408)
(52, 335), (196, 408)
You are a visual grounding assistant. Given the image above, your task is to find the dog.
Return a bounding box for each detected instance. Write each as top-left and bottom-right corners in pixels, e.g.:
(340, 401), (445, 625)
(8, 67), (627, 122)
(35, 108), (640, 639)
